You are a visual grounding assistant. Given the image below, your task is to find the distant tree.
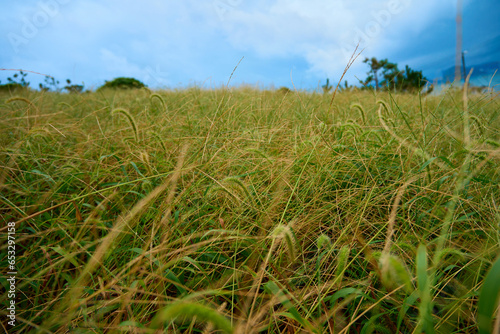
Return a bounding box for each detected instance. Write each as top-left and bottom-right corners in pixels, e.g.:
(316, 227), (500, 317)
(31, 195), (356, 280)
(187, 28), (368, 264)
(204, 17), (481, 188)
(98, 77), (146, 90)
(7, 71), (30, 87)
(64, 79), (84, 93)
(0, 70), (29, 92)
(322, 78), (333, 94)
(39, 75), (60, 92)
(363, 57), (390, 91)
(339, 80), (354, 92)
(0, 82), (24, 92)
(396, 65), (428, 92)
(363, 57), (430, 93)
(379, 61), (399, 89)
(278, 87), (291, 94)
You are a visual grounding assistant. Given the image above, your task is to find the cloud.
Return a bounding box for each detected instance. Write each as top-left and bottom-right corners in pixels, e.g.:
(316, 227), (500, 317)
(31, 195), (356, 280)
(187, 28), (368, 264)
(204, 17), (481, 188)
(97, 48), (171, 87)
(99, 49), (140, 74)
(207, 0), (463, 84)
(0, 0), (496, 89)
(204, 0), (463, 81)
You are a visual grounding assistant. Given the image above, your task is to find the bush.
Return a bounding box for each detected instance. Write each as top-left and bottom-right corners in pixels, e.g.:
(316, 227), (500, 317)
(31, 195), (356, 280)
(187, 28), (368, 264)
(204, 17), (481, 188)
(277, 87), (291, 94)
(0, 83), (26, 92)
(98, 77), (146, 90)
(64, 79), (84, 93)
(0, 71), (30, 92)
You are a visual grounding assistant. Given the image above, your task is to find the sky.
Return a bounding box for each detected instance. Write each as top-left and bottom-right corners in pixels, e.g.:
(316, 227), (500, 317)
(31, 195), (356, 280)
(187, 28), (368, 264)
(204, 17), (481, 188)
(1, 0), (499, 91)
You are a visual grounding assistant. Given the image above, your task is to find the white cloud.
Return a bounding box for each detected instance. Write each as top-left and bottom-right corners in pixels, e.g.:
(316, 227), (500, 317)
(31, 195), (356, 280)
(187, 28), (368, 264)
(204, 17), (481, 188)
(0, 0), (487, 89)
(99, 49), (139, 73)
(201, 0), (461, 81)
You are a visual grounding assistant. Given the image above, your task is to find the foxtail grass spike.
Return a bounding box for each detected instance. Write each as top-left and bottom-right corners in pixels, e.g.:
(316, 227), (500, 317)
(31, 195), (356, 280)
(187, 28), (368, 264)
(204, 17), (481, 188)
(112, 108), (139, 142)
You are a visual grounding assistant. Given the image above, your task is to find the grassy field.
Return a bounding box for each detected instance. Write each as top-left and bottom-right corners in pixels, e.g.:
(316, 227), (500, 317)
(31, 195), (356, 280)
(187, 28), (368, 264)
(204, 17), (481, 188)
(0, 85), (499, 333)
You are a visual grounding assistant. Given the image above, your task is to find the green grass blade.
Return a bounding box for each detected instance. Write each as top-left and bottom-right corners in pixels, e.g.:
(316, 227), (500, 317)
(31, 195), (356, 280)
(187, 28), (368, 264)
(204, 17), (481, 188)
(397, 290), (419, 332)
(264, 281), (316, 332)
(416, 244), (434, 334)
(478, 255), (500, 334)
(151, 302), (233, 333)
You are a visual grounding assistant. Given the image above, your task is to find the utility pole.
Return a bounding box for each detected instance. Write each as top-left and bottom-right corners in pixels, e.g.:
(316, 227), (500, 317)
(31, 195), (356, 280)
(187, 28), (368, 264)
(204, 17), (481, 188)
(461, 50), (467, 80)
(455, 0), (463, 82)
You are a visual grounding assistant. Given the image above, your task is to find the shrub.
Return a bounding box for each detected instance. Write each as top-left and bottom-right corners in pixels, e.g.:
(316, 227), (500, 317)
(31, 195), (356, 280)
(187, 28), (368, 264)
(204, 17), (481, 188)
(322, 78), (333, 94)
(277, 86), (291, 94)
(0, 83), (26, 92)
(98, 77), (146, 90)
(39, 75), (59, 92)
(0, 70), (30, 92)
(64, 79), (84, 93)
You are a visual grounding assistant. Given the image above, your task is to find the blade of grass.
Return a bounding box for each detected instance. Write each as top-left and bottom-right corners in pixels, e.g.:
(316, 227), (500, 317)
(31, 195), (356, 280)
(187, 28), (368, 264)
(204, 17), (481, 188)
(416, 244), (434, 334)
(151, 301), (233, 334)
(477, 255), (500, 334)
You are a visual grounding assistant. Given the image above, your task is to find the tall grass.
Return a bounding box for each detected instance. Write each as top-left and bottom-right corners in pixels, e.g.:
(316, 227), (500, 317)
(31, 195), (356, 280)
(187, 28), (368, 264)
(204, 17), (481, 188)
(0, 85), (499, 333)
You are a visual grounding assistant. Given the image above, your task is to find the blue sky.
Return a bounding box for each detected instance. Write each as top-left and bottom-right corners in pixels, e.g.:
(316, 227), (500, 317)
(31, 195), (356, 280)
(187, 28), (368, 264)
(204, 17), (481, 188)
(1, 0), (499, 90)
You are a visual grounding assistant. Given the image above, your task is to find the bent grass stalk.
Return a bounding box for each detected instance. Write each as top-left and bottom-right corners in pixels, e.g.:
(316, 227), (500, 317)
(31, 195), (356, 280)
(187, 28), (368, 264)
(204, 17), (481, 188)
(6, 96), (40, 130)
(350, 103), (366, 124)
(240, 223), (300, 332)
(150, 93), (167, 112)
(111, 107), (139, 142)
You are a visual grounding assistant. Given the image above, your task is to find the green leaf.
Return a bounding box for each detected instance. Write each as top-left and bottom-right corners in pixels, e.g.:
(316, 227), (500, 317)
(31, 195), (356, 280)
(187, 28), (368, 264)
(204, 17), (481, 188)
(129, 161), (145, 177)
(418, 156), (455, 172)
(381, 253), (414, 295)
(478, 255), (500, 334)
(83, 287), (94, 295)
(50, 246), (79, 267)
(418, 157), (438, 172)
(151, 301), (232, 333)
(130, 279), (147, 290)
(119, 320), (145, 328)
(164, 269), (186, 295)
(324, 288), (367, 304)
(264, 281), (316, 332)
(397, 290), (419, 332)
(416, 244), (434, 334)
(129, 247), (160, 267)
(360, 312), (386, 334)
(30, 169), (55, 183)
